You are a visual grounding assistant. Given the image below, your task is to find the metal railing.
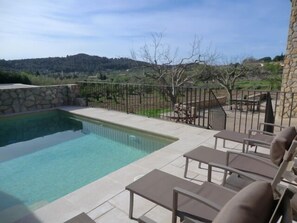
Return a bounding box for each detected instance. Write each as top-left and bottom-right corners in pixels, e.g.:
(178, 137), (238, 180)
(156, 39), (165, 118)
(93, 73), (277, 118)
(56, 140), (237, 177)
(208, 90), (227, 130)
(78, 82), (227, 130)
(78, 82), (296, 133)
(225, 90), (295, 133)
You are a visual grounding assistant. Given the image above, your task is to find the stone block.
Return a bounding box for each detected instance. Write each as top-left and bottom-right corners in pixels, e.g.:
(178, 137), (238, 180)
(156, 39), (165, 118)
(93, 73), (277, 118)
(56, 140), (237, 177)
(25, 90), (32, 97)
(39, 100), (49, 105)
(2, 99), (12, 106)
(24, 100), (35, 107)
(52, 98), (59, 104)
(75, 98), (87, 106)
(27, 95), (35, 101)
(20, 105), (28, 112)
(12, 100), (21, 112)
(0, 92), (9, 100)
(10, 91), (17, 98)
(42, 105), (52, 109)
(0, 105), (9, 111)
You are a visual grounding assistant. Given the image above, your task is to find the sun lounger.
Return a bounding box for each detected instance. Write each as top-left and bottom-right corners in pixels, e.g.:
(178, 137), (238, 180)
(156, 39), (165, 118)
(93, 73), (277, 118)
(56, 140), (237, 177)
(214, 129), (274, 152)
(184, 127), (297, 181)
(126, 169), (292, 223)
(174, 182), (293, 223)
(183, 146), (277, 180)
(182, 146), (276, 182)
(126, 140), (297, 222)
(214, 122), (287, 152)
(126, 169), (243, 222)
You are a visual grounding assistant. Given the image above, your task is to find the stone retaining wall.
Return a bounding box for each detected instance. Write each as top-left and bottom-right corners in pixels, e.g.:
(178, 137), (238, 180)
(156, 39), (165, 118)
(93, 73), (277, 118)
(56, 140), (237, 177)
(279, 0), (297, 117)
(0, 84), (81, 115)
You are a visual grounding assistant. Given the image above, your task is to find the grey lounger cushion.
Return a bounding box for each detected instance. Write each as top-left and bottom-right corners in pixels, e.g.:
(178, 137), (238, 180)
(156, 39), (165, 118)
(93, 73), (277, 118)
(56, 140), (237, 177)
(270, 127), (297, 166)
(213, 181), (274, 223)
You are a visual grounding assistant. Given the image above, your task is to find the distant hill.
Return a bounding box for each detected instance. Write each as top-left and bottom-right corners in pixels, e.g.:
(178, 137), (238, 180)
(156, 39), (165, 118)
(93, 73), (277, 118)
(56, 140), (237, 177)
(0, 54), (145, 75)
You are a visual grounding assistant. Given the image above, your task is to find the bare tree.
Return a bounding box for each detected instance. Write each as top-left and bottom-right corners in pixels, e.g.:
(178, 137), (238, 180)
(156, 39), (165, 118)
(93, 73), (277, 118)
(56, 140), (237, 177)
(212, 58), (256, 108)
(131, 32), (216, 105)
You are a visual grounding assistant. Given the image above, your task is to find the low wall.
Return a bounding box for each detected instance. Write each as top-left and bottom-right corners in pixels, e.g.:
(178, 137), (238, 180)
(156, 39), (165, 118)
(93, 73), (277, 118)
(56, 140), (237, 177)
(0, 84), (82, 115)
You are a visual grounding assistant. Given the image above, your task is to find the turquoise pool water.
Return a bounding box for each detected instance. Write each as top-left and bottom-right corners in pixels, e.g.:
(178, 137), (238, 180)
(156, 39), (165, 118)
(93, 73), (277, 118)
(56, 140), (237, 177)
(0, 110), (173, 216)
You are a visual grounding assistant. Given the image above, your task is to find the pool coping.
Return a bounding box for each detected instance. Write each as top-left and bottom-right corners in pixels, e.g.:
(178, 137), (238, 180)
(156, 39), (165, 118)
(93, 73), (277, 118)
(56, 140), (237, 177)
(13, 106), (224, 223)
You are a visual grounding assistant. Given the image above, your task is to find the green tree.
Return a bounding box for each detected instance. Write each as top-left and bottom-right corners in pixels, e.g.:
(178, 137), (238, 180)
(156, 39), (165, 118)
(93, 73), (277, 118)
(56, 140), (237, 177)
(0, 71), (31, 84)
(211, 58), (258, 109)
(273, 54), (284, 62)
(258, 57), (272, 62)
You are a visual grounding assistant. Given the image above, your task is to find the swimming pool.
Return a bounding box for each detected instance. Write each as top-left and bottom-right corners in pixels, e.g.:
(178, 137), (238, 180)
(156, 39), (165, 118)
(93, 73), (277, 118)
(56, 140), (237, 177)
(0, 110), (174, 218)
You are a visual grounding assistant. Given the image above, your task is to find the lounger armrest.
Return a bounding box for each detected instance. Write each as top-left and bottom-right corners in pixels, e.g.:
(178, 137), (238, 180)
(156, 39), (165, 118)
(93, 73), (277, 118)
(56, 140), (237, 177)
(207, 162), (261, 183)
(242, 137), (271, 152)
(243, 138), (271, 146)
(172, 187), (222, 223)
(226, 151), (278, 169)
(173, 187), (222, 211)
(258, 122), (286, 131)
(248, 129), (276, 136)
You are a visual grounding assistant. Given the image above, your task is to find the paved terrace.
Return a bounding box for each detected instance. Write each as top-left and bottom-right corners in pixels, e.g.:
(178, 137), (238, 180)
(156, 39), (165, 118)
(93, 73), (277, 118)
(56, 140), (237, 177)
(18, 107), (268, 223)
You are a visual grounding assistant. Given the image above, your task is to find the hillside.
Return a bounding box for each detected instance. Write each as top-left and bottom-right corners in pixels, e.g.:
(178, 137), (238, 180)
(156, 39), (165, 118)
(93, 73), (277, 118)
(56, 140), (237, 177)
(0, 53), (284, 90)
(0, 54), (145, 75)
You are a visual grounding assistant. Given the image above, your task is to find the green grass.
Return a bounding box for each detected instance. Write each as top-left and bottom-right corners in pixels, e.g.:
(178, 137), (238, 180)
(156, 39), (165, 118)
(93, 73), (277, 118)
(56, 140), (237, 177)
(236, 80), (269, 90)
(236, 77), (281, 91)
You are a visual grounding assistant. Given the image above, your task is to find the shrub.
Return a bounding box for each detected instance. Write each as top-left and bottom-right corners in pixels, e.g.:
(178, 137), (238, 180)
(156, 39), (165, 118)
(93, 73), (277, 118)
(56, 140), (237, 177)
(0, 71), (31, 84)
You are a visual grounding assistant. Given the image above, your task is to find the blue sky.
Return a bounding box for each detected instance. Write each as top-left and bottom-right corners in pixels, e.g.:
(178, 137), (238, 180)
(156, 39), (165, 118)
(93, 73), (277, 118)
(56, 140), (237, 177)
(0, 0), (291, 60)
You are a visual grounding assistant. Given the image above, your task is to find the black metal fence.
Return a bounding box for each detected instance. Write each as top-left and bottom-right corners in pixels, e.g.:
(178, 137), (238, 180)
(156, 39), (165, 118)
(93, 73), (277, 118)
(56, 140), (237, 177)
(209, 90), (227, 130)
(224, 89), (295, 133)
(78, 82), (227, 130)
(77, 82), (296, 133)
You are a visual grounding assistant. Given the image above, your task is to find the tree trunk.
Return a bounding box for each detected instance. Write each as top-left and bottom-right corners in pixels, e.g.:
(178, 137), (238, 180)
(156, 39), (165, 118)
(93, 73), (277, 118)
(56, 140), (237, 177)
(165, 86), (177, 107)
(221, 86), (233, 110)
(227, 89), (233, 110)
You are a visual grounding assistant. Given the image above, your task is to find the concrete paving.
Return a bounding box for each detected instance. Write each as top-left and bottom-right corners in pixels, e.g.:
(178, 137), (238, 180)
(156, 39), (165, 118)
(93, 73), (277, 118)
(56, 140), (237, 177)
(0, 84), (38, 89)
(16, 106), (272, 223)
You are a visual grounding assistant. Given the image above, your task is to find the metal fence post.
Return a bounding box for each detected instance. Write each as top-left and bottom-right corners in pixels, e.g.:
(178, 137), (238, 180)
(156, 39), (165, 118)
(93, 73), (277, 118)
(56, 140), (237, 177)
(125, 84), (129, 114)
(207, 89), (211, 129)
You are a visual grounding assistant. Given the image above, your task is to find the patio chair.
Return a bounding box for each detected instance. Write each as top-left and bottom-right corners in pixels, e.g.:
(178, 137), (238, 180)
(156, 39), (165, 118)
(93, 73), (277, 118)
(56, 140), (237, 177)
(126, 140), (297, 223)
(169, 103), (196, 124)
(184, 126), (297, 182)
